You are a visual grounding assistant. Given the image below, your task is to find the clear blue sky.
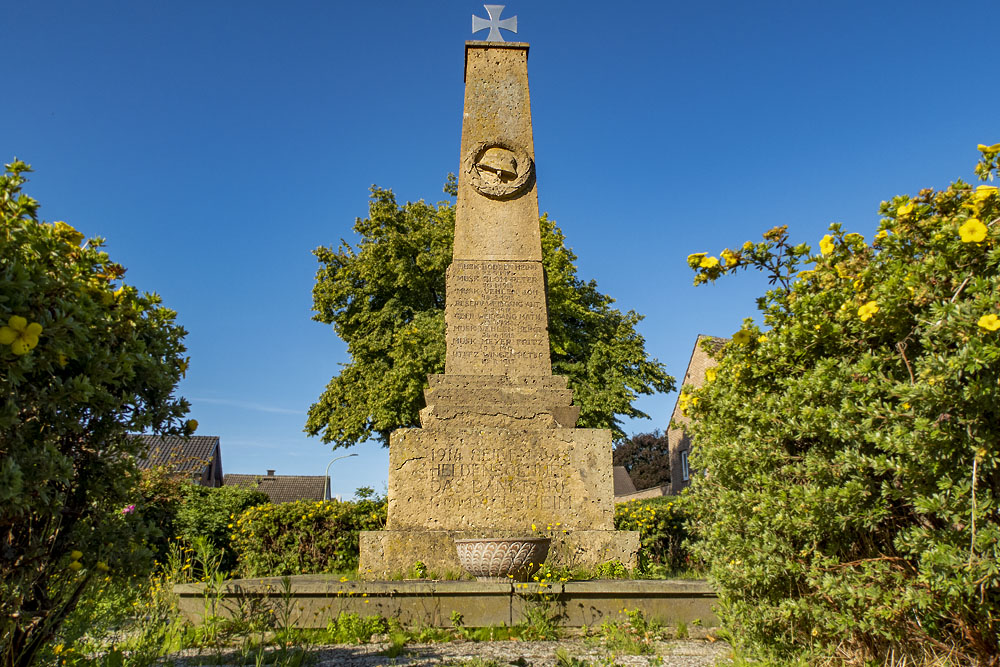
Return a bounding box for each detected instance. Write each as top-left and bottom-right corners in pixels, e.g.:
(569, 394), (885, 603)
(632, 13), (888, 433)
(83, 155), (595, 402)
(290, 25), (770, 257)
(7, 1), (999, 498)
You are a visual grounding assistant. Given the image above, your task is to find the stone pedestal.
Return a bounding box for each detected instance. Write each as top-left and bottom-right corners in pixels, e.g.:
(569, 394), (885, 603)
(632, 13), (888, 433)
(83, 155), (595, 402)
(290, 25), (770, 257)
(359, 530), (639, 580)
(358, 41), (637, 579)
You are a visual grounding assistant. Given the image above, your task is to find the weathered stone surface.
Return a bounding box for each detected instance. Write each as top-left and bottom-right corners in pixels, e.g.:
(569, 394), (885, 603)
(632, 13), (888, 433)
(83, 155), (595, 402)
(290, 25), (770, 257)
(455, 43), (540, 261)
(359, 530), (640, 581)
(386, 427), (613, 531)
(174, 577), (718, 630)
(420, 375), (579, 428)
(444, 260), (550, 375)
(358, 41), (637, 578)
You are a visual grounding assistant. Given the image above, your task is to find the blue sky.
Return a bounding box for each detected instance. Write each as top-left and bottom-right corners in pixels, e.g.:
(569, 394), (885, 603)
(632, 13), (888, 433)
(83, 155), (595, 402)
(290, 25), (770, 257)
(7, 1), (999, 498)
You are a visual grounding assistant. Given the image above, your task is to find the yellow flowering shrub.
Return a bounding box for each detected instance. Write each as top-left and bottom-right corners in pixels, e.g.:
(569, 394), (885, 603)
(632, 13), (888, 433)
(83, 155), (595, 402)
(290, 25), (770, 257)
(682, 146), (1000, 664)
(614, 497), (693, 575)
(231, 494), (386, 576)
(1, 161), (190, 665)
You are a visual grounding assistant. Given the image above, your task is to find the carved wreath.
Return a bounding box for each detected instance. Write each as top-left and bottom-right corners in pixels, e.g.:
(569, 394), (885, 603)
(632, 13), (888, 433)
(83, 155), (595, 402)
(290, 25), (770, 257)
(463, 140), (534, 200)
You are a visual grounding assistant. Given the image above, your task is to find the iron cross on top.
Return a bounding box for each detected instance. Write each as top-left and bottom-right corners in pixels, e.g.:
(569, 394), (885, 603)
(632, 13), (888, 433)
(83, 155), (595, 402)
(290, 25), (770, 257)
(472, 5), (517, 42)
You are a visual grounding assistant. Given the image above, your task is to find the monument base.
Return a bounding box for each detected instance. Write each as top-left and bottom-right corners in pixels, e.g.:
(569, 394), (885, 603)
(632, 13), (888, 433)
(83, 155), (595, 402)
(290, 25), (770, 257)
(359, 529), (640, 580)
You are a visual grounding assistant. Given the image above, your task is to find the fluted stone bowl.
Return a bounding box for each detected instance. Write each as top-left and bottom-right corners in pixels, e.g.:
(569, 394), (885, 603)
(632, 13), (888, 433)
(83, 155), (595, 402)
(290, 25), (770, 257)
(454, 537), (551, 582)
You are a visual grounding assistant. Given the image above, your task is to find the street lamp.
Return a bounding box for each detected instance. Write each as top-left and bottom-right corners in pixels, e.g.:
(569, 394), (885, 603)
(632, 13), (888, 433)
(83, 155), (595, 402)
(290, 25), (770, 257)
(324, 453), (358, 500)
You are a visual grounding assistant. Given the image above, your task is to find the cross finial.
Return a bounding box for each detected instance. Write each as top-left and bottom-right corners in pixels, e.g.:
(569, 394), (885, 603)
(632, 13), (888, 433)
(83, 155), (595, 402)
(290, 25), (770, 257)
(472, 5), (517, 42)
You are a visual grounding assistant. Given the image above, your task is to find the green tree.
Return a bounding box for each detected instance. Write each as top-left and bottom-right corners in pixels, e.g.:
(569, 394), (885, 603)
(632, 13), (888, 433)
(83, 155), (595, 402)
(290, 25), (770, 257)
(174, 484), (269, 574)
(0, 161), (190, 667)
(307, 180), (673, 447)
(612, 430), (671, 489)
(681, 145), (1000, 664)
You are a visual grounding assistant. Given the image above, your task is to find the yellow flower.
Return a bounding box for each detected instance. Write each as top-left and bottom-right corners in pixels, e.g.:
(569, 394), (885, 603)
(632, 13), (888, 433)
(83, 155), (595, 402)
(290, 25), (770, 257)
(704, 367), (717, 383)
(68, 561), (83, 571)
(978, 313), (1000, 332)
(844, 233), (866, 247)
(858, 301), (879, 322)
(977, 143), (1000, 152)
(974, 185), (998, 200)
(757, 335), (767, 343)
(818, 235), (835, 255)
(721, 248), (738, 266)
(54, 221), (85, 245)
(901, 403), (910, 410)
(731, 330), (751, 345)
(874, 229), (889, 242)
(70, 550), (83, 561)
(96, 561), (109, 572)
(958, 218), (987, 243)
(896, 202), (914, 218)
(678, 392), (693, 415)
(686, 252), (706, 268)
(699, 255), (720, 269)
(0, 316), (43, 355)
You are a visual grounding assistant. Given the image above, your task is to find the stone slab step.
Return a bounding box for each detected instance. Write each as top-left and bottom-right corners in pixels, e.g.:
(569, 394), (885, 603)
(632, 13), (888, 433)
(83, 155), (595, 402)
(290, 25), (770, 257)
(427, 374), (569, 389)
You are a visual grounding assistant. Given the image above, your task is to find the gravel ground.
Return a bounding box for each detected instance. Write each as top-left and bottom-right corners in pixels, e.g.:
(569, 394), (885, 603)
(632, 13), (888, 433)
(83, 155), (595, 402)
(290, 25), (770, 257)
(169, 637), (733, 666)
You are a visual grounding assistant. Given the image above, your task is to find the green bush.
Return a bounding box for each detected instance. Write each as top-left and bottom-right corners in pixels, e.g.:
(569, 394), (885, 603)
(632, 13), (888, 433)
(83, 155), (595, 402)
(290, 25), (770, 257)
(0, 161), (190, 666)
(135, 464), (190, 563)
(231, 496), (386, 576)
(614, 497), (691, 574)
(173, 484), (269, 574)
(682, 146), (1000, 664)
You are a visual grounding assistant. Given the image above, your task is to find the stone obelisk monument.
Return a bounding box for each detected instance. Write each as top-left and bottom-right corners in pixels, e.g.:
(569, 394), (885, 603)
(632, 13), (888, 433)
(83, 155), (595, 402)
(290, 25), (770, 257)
(359, 19), (638, 579)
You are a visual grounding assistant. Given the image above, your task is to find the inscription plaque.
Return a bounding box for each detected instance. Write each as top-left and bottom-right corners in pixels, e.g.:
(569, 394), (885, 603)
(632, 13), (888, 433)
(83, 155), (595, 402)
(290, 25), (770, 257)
(445, 260), (551, 375)
(387, 427), (612, 532)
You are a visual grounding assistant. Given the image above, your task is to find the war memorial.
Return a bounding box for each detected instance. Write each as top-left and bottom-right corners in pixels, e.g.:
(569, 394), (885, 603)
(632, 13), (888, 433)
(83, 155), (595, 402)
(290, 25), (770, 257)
(177, 7), (717, 629)
(358, 11), (638, 580)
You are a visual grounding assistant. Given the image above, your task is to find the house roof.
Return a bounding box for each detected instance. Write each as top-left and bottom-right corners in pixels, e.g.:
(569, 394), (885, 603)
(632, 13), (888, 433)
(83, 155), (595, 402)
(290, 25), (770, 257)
(667, 335), (726, 453)
(225, 473), (328, 503)
(612, 466), (637, 496)
(669, 335), (725, 427)
(135, 435), (220, 474)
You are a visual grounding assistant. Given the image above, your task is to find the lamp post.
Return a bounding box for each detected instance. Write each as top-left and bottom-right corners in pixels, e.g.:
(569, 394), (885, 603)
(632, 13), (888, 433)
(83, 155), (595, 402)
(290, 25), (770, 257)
(324, 453), (358, 500)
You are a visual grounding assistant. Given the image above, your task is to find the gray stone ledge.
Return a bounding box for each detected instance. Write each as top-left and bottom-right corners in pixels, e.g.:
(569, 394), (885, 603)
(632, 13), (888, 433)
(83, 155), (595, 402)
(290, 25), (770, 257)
(174, 577), (718, 629)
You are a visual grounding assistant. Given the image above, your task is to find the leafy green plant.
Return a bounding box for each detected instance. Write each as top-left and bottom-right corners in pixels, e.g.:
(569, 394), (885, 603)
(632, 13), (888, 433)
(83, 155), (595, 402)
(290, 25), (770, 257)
(0, 160), (190, 667)
(174, 483), (269, 574)
(592, 560), (627, 579)
(683, 145), (1000, 664)
(231, 496), (386, 576)
(592, 608), (663, 655)
(325, 612), (389, 644)
(614, 497), (693, 575)
(513, 568), (563, 641)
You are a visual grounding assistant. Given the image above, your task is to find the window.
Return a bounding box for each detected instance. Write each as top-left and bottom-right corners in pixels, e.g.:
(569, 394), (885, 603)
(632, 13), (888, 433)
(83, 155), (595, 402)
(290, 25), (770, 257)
(681, 450), (690, 481)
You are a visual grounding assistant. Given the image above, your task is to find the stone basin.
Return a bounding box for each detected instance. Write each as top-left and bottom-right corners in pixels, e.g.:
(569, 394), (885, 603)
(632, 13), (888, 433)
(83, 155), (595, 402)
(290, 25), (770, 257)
(454, 537), (550, 582)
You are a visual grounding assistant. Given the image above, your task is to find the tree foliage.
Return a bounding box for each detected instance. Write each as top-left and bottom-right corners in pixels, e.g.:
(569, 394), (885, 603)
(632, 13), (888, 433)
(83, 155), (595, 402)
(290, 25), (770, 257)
(307, 181), (672, 447)
(174, 484), (269, 574)
(681, 145), (1000, 664)
(0, 161), (190, 666)
(612, 430), (671, 489)
(230, 496), (387, 576)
